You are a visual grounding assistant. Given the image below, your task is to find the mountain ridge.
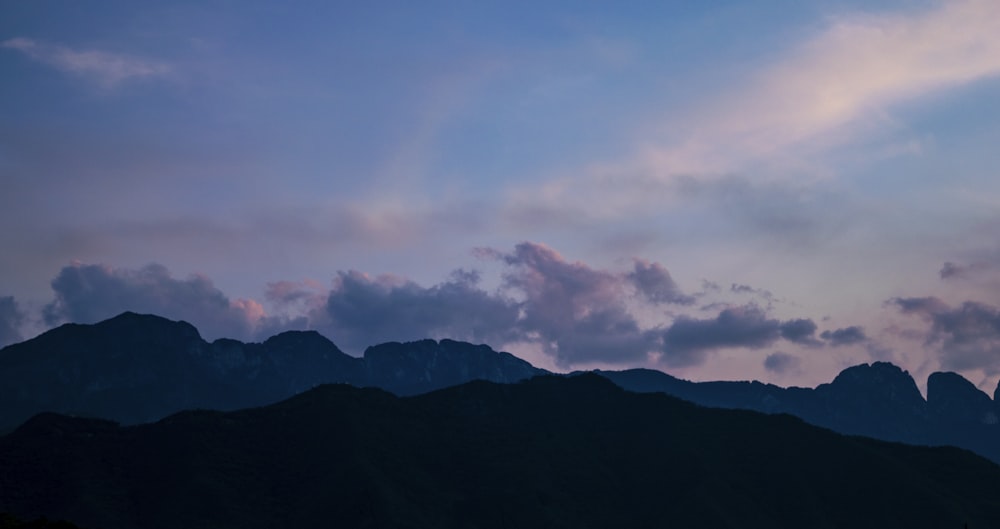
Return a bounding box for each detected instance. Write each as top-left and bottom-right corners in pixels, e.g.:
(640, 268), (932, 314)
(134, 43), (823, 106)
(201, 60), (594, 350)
(0, 312), (546, 433)
(4, 311), (1000, 464)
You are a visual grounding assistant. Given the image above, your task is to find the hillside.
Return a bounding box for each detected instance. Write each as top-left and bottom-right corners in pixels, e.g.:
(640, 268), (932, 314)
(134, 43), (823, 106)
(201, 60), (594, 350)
(2, 375), (1000, 529)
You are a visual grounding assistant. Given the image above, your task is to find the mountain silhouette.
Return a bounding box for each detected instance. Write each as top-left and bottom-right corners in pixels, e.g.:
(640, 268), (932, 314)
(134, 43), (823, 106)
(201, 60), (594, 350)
(3, 374), (1000, 529)
(601, 362), (1000, 462)
(0, 312), (545, 433)
(5, 312), (1000, 464)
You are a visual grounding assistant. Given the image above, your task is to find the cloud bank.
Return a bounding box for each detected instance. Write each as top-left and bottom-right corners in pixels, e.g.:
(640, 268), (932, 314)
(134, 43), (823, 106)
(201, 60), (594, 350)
(16, 242), (838, 370)
(894, 296), (1000, 374)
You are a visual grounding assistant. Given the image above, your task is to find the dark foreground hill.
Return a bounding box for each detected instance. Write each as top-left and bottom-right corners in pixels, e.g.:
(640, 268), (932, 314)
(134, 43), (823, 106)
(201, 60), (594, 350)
(3, 374), (1000, 529)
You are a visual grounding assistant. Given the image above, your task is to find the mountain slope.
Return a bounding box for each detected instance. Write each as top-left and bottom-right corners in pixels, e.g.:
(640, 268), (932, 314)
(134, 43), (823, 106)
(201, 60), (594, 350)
(0, 312), (545, 432)
(2, 374), (1000, 529)
(600, 363), (1000, 463)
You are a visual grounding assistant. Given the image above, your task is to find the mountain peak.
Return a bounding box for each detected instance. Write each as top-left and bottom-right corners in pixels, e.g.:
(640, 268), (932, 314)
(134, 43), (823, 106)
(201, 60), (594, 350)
(927, 371), (994, 424)
(830, 361), (917, 388)
(362, 339), (545, 395)
(827, 362), (924, 403)
(263, 329), (342, 352)
(96, 311), (202, 340)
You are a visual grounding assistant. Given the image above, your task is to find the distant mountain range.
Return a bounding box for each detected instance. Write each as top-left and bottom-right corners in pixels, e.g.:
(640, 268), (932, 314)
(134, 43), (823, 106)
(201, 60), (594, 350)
(0, 312), (542, 433)
(598, 363), (1000, 463)
(4, 374), (1000, 529)
(3, 311), (1000, 464)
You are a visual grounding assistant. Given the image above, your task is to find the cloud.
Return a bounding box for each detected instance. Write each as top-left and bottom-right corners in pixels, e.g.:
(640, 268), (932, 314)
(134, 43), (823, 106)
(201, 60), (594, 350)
(311, 268), (520, 354)
(627, 258), (694, 305)
(30, 244), (828, 371)
(893, 296), (951, 315)
(311, 242), (819, 368)
(940, 260), (999, 280)
(42, 263), (264, 341)
(661, 305), (810, 367)
(497, 242), (659, 366)
(0, 296), (25, 348)
(2, 37), (170, 86)
(940, 262), (969, 279)
(658, 305), (822, 366)
(892, 296), (1000, 373)
(780, 318), (821, 345)
(647, 0), (1000, 175)
(479, 1), (1000, 240)
(820, 326), (867, 346)
(764, 352), (801, 374)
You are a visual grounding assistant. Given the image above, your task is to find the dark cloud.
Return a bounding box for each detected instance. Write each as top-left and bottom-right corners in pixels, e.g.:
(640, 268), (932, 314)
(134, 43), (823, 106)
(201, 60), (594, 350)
(939, 261), (994, 280)
(820, 326), (867, 346)
(780, 318), (820, 345)
(42, 263), (264, 341)
(0, 296), (25, 348)
(311, 243), (823, 368)
(661, 305), (820, 367)
(893, 297), (1000, 373)
(701, 280), (721, 292)
(627, 259), (694, 305)
(313, 269), (520, 354)
(940, 262), (965, 279)
(731, 283), (775, 301)
(764, 352), (800, 374)
(662, 305), (780, 366)
(893, 296), (950, 315)
(498, 242), (658, 366)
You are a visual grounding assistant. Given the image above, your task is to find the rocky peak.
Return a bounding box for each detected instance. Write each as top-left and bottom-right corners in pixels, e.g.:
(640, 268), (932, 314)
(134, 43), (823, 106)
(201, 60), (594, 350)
(95, 311), (203, 343)
(363, 339), (544, 395)
(263, 330), (341, 354)
(815, 362), (926, 438)
(927, 371), (995, 424)
(826, 362), (925, 406)
(928, 371), (992, 406)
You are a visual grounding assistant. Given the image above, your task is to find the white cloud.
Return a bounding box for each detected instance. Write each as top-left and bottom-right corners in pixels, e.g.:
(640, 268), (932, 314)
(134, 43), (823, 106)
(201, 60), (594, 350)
(500, 0), (1000, 225)
(647, 0), (1000, 176)
(2, 37), (170, 87)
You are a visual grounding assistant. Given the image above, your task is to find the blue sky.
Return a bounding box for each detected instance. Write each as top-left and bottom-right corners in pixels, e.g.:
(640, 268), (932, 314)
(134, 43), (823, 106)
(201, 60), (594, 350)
(4, 0), (1000, 392)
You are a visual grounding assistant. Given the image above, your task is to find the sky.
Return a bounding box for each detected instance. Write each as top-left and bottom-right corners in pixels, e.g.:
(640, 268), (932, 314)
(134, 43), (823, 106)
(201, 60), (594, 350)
(4, 0), (1000, 394)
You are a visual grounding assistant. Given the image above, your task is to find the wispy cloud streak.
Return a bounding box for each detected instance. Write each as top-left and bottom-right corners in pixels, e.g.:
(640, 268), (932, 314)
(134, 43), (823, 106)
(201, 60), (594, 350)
(2, 37), (170, 86)
(649, 0), (1000, 174)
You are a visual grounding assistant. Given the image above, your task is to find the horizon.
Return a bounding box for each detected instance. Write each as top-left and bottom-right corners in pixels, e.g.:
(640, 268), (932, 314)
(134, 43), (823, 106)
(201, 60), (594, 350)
(4, 1), (1000, 393)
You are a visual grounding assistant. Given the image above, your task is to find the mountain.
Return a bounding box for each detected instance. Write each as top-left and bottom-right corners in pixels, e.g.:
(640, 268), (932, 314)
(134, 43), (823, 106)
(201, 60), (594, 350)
(0, 312), (545, 433)
(6, 311), (1000, 465)
(3, 374), (1000, 529)
(600, 362), (1000, 462)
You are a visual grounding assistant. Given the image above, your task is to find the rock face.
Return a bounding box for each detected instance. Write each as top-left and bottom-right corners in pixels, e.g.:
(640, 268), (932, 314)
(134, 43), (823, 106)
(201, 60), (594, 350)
(813, 362), (928, 439)
(927, 371), (995, 425)
(0, 313), (546, 432)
